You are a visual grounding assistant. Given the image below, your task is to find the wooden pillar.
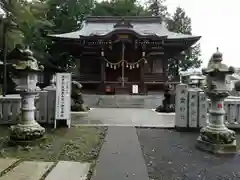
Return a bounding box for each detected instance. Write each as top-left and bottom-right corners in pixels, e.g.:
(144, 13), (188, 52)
(163, 55), (168, 82)
(101, 58), (105, 82)
(176, 58), (180, 80)
(140, 62), (145, 94)
(100, 57), (105, 94)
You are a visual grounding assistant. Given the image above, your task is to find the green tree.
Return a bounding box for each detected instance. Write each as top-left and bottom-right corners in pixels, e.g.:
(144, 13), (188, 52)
(167, 7), (202, 71)
(45, 0), (94, 33)
(18, 0), (53, 63)
(0, 0), (52, 55)
(41, 0), (94, 70)
(92, 0), (148, 16)
(146, 0), (169, 18)
(0, 0), (25, 50)
(19, 1), (52, 46)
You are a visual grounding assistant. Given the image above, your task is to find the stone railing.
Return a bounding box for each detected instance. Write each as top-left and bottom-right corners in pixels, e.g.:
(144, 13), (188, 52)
(0, 88), (56, 125)
(0, 95), (21, 124)
(175, 84), (240, 129)
(220, 97), (240, 128)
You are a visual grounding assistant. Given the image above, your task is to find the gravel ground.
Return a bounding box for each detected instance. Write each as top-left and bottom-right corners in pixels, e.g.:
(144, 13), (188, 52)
(137, 128), (240, 180)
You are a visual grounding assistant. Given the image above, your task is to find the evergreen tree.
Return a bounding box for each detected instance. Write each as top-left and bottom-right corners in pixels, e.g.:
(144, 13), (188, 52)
(45, 0), (94, 33)
(0, 0), (25, 50)
(0, 0), (52, 53)
(146, 0), (169, 18)
(92, 0), (148, 16)
(167, 7), (202, 72)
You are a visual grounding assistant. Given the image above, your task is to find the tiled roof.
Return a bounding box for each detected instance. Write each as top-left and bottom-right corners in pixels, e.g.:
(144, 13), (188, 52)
(48, 16), (200, 40)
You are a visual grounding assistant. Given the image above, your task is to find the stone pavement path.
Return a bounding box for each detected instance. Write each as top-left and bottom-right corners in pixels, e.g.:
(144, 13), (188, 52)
(0, 158), (90, 180)
(0, 127), (150, 180)
(2, 128), (240, 180)
(72, 108), (175, 128)
(91, 127), (149, 180)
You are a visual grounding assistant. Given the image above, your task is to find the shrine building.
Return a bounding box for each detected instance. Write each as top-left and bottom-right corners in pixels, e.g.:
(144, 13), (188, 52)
(48, 16), (201, 94)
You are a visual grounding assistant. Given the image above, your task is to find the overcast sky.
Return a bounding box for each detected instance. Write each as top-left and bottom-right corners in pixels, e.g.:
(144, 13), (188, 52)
(163, 0), (239, 67)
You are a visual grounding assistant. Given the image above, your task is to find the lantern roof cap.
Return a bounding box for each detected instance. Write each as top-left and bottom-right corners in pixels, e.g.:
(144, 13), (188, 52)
(202, 48), (235, 75)
(212, 47), (223, 62)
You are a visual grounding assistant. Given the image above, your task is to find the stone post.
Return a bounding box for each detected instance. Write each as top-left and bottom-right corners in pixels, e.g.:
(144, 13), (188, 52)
(43, 74), (56, 124)
(196, 48), (237, 154)
(9, 47), (45, 144)
(175, 83), (188, 128)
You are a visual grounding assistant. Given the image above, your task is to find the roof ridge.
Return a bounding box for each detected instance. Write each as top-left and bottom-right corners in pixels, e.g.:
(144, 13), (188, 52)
(85, 16), (162, 23)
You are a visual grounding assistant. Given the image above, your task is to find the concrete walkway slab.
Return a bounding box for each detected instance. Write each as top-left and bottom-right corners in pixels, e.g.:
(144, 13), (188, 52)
(0, 161), (53, 180)
(45, 161), (90, 180)
(72, 108), (175, 127)
(91, 127), (149, 180)
(0, 158), (18, 173)
(82, 94), (164, 108)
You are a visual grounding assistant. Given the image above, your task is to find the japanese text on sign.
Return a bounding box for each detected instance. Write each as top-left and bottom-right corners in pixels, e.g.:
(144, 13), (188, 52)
(55, 73), (71, 120)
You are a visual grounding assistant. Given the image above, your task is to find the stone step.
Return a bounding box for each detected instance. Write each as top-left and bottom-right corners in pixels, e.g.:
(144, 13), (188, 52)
(83, 95), (163, 108)
(0, 158), (91, 180)
(0, 161), (54, 180)
(99, 99), (145, 108)
(45, 161), (90, 180)
(0, 158), (19, 173)
(71, 108), (175, 128)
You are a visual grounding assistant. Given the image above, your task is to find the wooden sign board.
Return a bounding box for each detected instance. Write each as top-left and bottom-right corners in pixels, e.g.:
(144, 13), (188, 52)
(132, 85), (138, 94)
(55, 73), (71, 128)
(118, 35), (129, 39)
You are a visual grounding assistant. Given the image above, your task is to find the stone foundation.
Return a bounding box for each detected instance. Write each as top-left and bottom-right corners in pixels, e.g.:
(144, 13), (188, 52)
(196, 136), (237, 154)
(10, 123), (45, 144)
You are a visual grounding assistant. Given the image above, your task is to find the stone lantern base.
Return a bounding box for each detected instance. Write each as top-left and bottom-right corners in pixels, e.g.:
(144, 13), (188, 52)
(10, 122), (45, 144)
(9, 91), (45, 145)
(196, 127), (237, 154)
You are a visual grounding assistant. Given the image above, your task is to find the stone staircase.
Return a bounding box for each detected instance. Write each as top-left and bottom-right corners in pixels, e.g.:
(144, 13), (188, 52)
(99, 96), (144, 108)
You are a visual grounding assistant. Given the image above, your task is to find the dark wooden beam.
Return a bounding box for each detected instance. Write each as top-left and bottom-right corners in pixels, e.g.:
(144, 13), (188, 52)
(140, 62), (145, 94)
(101, 58), (106, 82)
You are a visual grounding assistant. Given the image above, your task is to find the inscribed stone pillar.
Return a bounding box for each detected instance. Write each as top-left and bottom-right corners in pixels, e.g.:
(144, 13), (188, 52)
(198, 91), (208, 127)
(188, 89), (199, 128)
(175, 83), (188, 128)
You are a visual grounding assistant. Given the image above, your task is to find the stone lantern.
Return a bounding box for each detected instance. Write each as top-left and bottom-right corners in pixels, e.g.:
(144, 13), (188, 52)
(10, 47), (45, 143)
(189, 75), (205, 88)
(196, 48), (237, 154)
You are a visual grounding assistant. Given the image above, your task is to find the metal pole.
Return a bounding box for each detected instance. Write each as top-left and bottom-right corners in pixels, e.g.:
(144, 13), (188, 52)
(2, 19), (7, 96)
(121, 42), (125, 87)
